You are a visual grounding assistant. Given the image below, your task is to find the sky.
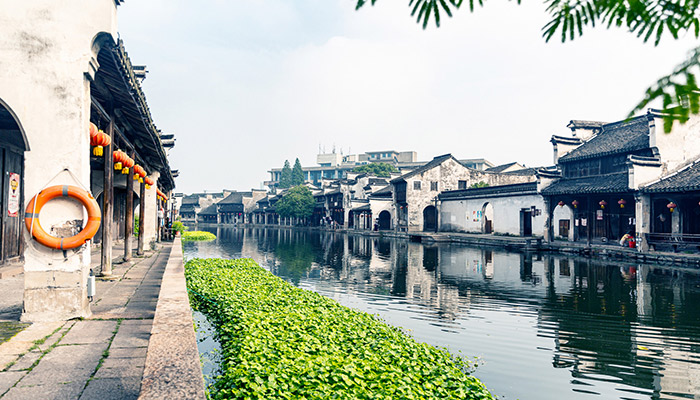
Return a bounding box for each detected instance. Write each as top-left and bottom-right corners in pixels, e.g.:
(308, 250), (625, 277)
(117, 0), (700, 194)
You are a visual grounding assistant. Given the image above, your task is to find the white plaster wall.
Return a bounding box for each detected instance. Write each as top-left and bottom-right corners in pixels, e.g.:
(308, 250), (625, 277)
(629, 163), (663, 189)
(0, 0), (118, 321)
(403, 158), (534, 231)
(651, 114), (700, 172)
(440, 194), (546, 236)
(552, 204), (575, 241)
(369, 198), (393, 228)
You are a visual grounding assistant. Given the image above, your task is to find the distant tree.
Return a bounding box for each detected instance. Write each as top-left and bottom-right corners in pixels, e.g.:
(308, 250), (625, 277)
(275, 185), (315, 220)
(352, 162), (398, 177)
(291, 158), (305, 186)
(279, 160), (292, 189)
(469, 181), (489, 189)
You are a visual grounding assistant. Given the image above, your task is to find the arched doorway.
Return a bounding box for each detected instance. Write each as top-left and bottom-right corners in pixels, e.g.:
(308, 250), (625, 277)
(0, 99), (28, 264)
(482, 202), (494, 234)
(423, 206), (437, 232)
(378, 210), (391, 230)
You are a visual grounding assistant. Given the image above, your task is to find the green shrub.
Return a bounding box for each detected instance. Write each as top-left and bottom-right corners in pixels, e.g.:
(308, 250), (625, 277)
(185, 258), (493, 400)
(182, 231), (216, 242)
(172, 221), (188, 235)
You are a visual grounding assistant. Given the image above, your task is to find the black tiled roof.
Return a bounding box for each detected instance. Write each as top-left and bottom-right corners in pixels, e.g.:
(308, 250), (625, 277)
(542, 172), (630, 195)
(485, 162), (521, 173)
(642, 161), (700, 192)
(559, 116), (649, 162)
(198, 204), (218, 216)
(440, 182), (538, 200)
(219, 192), (245, 204)
(390, 154), (454, 183)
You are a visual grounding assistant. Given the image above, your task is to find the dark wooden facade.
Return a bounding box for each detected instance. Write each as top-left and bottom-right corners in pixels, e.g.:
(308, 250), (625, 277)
(0, 103), (26, 265)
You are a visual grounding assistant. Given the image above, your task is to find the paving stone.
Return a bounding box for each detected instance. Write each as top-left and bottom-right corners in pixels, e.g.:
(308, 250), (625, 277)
(79, 377), (141, 400)
(6, 350), (42, 371)
(94, 363), (144, 379)
(3, 381), (85, 400)
(111, 325), (151, 349)
(61, 321), (117, 345)
(0, 371), (27, 394)
(107, 346), (148, 359)
(37, 322), (74, 352)
(101, 356), (145, 370)
(20, 343), (108, 387)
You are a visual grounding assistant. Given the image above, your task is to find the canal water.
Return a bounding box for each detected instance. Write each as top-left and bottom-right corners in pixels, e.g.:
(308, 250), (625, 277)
(184, 226), (700, 400)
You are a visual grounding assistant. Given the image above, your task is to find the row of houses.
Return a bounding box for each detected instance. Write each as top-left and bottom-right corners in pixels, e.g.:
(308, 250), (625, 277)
(183, 110), (700, 254)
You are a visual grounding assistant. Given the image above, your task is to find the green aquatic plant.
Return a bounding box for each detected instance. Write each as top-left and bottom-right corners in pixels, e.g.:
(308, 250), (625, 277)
(185, 257), (494, 400)
(182, 231), (216, 242)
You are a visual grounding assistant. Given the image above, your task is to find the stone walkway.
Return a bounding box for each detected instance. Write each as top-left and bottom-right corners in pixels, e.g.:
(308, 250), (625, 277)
(0, 241), (172, 399)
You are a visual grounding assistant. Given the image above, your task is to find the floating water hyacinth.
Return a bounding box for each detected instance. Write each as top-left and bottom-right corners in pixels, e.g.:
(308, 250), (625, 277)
(185, 257), (494, 400)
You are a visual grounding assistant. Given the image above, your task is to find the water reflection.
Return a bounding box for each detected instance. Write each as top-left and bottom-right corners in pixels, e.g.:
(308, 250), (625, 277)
(184, 227), (700, 400)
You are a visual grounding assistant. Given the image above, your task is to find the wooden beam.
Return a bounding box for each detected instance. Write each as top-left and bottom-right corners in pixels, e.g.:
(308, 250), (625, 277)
(100, 120), (114, 276)
(124, 150), (135, 261)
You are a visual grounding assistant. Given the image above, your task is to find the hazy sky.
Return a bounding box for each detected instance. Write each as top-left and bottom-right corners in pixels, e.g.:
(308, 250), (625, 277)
(117, 0), (699, 194)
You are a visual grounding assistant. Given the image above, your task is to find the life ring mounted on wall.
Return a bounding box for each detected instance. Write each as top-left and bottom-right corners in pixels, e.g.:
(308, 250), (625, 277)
(25, 185), (101, 250)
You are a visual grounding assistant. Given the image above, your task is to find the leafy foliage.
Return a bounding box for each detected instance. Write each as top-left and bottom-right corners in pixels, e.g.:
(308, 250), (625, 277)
(355, 0), (700, 129)
(172, 221), (188, 235)
(275, 185), (315, 220)
(469, 181), (489, 189)
(279, 160), (293, 189)
(185, 257), (494, 400)
(351, 162), (398, 177)
(291, 158), (305, 186)
(182, 231), (217, 242)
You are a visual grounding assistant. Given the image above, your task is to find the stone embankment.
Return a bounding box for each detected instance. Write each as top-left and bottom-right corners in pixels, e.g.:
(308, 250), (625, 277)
(0, 237), (204, 399)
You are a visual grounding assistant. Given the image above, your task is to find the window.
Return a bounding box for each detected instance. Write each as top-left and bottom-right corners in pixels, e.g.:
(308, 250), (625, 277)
(430, 181), (438, 191)
(413, 181), (421, 190)
(458, 180), (467, 190)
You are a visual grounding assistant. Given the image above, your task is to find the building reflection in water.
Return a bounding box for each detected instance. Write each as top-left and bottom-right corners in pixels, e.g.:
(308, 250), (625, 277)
(184, 227), (700, 400)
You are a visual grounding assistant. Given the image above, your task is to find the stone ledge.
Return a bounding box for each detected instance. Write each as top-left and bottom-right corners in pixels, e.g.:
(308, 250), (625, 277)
(138, 237), (205, 399)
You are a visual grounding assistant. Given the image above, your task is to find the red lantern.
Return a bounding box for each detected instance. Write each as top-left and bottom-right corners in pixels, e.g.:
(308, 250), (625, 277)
(133, 165), (143, 181)
(667, 202), (677, 212)
(571, 200), (578, 208)
(113, 150), (127, 170)
(618, 199), (626, 208)
(89, 122), (98, 139)
(558, 201), (565, 207)
(90, 130), (111, 157)
(144, 177), (154, 189)
(599, 200), (607, 209)
(122, 155), (134, 174)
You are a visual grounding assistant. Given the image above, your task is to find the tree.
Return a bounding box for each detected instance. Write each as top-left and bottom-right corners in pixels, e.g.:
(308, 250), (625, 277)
(275, 185), (315, 220)
(291, 158), (305, 186)
(352, 162), (398, 177)
(355, 0), (700, 130)
(469, 181), (489, 189)
(279, 160), (292, 189)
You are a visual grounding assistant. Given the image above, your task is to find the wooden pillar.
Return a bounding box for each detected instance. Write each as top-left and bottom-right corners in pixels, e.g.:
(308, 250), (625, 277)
(100, 120), (114, 276)
(137, 179), (146, 255)
(123, 151), (135, 261)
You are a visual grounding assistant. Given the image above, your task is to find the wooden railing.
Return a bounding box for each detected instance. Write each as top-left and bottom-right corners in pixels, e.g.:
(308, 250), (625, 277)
(645, 233), (700, 252)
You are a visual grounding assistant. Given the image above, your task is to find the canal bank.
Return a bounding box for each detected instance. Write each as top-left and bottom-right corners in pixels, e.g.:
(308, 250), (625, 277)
(0, 237), (204, 399)
(197, 223), (700, 268)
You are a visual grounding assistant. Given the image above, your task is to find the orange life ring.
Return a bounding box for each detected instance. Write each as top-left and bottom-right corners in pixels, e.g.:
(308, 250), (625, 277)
(25, 185), (101, 250)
